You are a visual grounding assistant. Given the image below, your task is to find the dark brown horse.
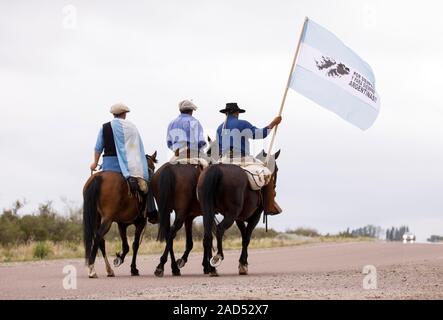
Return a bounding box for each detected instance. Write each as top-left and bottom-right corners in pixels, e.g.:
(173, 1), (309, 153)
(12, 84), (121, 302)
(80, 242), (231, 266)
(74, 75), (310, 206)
(198, 150), (280, 276)
(151, 139), (220, 277)
(82, 152), (157, 278)
(151, 162), (206, 277)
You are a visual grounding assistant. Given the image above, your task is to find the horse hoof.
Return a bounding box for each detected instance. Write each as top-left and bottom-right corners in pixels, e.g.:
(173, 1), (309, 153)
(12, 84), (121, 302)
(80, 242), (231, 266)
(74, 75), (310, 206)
(209, 269), (219, 277)
(176, 259), (186, 269)
(131, 269), (140, 276)
(154, 267), (164, 277)
(107, 271), (115, 277)
(238, 264), (248, 275)
(113, 257), (123, 268)
(210, 254), (223, 267)
(203, 270), (210, 275)
(88, 265), (98, 278)
(172, 270), (181, 277)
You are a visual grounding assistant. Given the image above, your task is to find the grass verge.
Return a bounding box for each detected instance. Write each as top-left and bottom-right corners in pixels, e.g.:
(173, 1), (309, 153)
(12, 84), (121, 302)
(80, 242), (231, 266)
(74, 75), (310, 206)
(0, 235), (374, 263)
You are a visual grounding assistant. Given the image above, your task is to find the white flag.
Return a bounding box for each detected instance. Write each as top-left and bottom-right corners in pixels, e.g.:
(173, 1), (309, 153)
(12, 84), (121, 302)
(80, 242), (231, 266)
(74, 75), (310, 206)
(290, 19), (380, 130)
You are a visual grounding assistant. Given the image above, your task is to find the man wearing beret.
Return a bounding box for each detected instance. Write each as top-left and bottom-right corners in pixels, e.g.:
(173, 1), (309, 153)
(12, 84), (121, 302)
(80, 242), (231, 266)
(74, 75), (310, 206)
(90, 103), (157, 222)
(167, 100), (207, 160)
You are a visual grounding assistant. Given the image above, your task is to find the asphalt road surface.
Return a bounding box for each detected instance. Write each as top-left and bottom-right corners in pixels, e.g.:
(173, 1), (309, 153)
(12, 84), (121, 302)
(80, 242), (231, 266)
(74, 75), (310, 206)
(1, 241), (442, 299)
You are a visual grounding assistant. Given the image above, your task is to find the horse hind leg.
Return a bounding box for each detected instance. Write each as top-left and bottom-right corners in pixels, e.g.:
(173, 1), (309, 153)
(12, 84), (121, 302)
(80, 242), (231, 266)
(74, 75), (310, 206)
(154, 216), (184, 277)
(169, 217), (185, 276)
(154, 240), (169, 277)
(130, 217), (147, 276)
(210, 216), (235, 269)
(236, 221), (249, 275)
(99, 239), (115, 277)
(238, 209), (262, 276)
(114, 223), (130, 268)
(202, 226), (216, 276)
(88, 219), (113, 278)
(176, 217), (194, 269)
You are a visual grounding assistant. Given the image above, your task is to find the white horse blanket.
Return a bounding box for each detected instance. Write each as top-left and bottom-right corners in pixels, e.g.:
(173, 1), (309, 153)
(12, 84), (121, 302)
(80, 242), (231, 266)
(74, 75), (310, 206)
(218, 155), (272, 191)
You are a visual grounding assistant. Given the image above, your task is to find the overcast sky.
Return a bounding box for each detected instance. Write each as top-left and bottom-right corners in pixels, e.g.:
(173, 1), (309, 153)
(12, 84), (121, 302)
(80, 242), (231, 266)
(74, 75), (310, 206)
(1, 0), (442, 241)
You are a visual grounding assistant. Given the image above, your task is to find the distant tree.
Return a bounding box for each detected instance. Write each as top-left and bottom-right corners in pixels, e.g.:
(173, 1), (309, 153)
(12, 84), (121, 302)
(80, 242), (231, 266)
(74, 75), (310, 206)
(427, 235), (443, 243)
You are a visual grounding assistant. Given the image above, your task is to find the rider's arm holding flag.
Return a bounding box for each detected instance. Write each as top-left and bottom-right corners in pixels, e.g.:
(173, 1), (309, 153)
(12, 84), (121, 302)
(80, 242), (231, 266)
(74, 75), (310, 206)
(268, 116), (283, 130)
(248, 116), (282, 139)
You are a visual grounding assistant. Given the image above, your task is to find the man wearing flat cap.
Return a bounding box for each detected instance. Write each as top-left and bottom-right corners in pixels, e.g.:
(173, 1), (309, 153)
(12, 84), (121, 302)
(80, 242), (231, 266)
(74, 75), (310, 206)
(216, 102), (282, 215)
(91, 103), (157, 221)
(167, 100), (207, 159)
(91, 103), (132, 174)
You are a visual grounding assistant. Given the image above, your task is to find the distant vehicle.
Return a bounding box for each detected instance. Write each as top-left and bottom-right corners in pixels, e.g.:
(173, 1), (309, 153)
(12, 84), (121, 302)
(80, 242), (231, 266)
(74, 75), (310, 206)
(403, 232), (416, 243)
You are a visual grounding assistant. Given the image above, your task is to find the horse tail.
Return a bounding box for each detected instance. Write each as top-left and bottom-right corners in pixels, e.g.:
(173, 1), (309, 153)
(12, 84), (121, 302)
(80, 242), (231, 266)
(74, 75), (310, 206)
(200, 165), (223, 238)
(157, 165), (176, 242)
(83, 175), (102, 264)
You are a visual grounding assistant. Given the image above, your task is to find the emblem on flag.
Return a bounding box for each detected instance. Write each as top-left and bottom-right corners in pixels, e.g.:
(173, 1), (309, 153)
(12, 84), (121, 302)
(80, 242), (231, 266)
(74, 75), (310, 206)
(315, 57), (350, 78)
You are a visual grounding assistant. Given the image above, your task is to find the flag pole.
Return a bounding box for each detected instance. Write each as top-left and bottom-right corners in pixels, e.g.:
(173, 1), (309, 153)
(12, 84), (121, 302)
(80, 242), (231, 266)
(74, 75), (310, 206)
(265, 16), (308, 164)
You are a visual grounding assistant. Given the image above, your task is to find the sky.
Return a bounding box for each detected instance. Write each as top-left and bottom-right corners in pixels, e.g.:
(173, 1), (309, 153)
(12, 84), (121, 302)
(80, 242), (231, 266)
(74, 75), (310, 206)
(0, 0), (442, 241)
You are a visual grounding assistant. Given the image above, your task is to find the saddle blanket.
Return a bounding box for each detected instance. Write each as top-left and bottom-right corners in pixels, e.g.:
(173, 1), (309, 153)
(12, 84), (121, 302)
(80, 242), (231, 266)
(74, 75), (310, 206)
(169, 148), (210, 169)
(219, 156), (272, 191)
(170, 157), (210, 168)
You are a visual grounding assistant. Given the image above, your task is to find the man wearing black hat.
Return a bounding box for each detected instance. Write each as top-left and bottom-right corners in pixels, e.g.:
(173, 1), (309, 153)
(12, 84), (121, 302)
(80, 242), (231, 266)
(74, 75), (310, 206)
(216, 102), (282, 157)
(216, 102), (282, 215)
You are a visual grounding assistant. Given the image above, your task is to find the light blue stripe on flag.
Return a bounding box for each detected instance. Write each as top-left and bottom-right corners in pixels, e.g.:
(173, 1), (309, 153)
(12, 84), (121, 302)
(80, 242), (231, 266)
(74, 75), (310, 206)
(290, 19), (380, 130)
(138, 133), (150, 180)
(111, 119), (130, 178)
(291, 66), (379, 130)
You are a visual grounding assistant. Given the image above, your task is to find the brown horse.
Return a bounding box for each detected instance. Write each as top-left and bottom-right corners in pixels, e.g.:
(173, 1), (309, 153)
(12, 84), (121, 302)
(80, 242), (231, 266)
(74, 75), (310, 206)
(198, 150), (280, 276)
(151, 162), (205, 277)
(82, 152), (157, 278)
(151, 139), (220, 277)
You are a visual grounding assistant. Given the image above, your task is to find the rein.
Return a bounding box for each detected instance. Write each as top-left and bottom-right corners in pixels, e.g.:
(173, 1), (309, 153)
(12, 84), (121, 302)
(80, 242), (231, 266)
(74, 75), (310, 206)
(263, 211), (268, 232)
(90, 164), (103, 176)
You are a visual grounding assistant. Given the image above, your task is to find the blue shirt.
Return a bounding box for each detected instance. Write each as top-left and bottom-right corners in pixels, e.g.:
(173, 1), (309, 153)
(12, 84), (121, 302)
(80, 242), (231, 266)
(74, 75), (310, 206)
(167, 113), (206, 151)
(94, 127), (121, 173)
(217, 115), (270, 156)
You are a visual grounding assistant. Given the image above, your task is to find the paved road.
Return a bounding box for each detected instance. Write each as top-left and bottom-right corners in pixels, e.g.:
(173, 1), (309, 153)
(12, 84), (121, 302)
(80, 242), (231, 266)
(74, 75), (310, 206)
(1, 241), (442, 299)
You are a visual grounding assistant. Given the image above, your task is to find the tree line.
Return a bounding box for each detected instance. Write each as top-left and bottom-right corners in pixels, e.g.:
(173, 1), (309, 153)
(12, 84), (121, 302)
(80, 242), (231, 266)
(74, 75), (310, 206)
(338, 225), (383, 238)
(336, 225), (413, 241)
(0, 200), (421, 246)
(0, 200), (278, 246)
(385, 226), (410, 241)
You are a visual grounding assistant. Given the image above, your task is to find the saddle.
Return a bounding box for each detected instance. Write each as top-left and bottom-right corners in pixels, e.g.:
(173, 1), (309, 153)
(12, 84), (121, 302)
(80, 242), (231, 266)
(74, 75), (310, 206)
(170, 147), (210, 169)
(127, 176), (158, 223)
(218, 155), (272, 191)
(127, 177), (148, 195)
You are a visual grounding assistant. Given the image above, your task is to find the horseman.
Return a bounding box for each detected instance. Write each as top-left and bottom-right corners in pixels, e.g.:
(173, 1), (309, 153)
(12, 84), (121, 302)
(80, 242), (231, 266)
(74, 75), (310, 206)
(216, 102), (282, 215)
(167, 100), (209, 164)
(90, 102), (158, 222)
(152, 99), (209, 276)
